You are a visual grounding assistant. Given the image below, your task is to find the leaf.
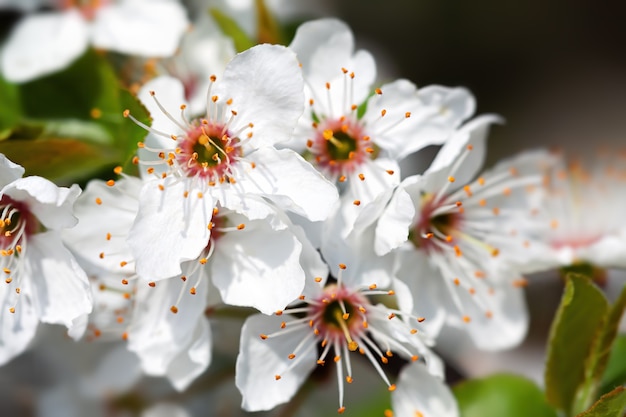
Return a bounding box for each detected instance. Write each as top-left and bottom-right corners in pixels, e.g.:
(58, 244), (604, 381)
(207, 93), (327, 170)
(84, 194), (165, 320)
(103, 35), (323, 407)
(0, 74), (22, 139)
(0, 137), (120, 184)
(592, 285), (626, 389)
(544, 274), (610, 416)
(255, 0), (284, 44)
(210, 8), (255, 53)
(601, 334), (626, 395)
(576, 386), (626, 417)
(453, 374), (558, 417)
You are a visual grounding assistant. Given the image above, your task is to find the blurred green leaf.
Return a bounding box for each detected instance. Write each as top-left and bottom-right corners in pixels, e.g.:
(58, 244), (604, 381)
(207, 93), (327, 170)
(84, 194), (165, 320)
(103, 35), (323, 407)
(592, 286), (626, 389)
(0, 75), (22, 139)
(576, 386), (626, 417)
(453, 374), (557, 417)
(601, 335), (626, 395)
(0, 137), (119, 184)
(1, 49), (149, 183)
(210, 8), (255, 53)
(544, 274), (610, 416)
(256, 0), (284, 44)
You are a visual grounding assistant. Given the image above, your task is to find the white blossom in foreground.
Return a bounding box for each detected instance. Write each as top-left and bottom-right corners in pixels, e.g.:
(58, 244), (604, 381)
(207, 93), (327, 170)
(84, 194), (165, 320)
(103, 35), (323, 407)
(1, 0), (189, 83)
(125, 44), (338, 283)
(372, 116), (547, 350)
(391, 361), (459, 417)
(516, 151), (626, 274)
(288, 18), (475, 209)
(236, 263), (444, 414)
(0, 154), (91, 365)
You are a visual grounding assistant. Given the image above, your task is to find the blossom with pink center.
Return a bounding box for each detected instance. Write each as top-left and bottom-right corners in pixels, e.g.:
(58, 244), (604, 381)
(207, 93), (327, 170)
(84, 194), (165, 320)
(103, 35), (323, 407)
(287, 18), (475, 211)
(125, 44), (338, 283)
(236, 263), (444, 413)
(62, 174), (328, 389)
(0, 154), (91, 365)
(1, 0), (189, 83)
(368, 116), (551, 350)
(515, 150), (626, 274)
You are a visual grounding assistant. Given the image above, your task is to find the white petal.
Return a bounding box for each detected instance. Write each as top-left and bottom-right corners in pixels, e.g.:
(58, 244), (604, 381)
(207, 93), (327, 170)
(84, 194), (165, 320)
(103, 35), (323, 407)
(426, 114), (503, 186)
(577, 235), (626, 269)
(239, 147), (339, 221)
(0, 280), (38, 365)
(0, 10), (88, 82)
(127, 273), (211, 389)
(0, 155), (24, 189)
(142, 403), (190, 417)
(92, 1), (189, 57)
(375, 186), (415, 255)
(128, 180), (214, 279)
(236, 314), (316, 411)
(216, 44), (304, 147)
(138, 76), (187, 140)
(392, 362), (459, 417)
(211, 217), (305, 314)
(62, 178), (140, 274)
(26, 232), (92, 328)
(2, 177), (81, 230)
(418, 85), (476, 127)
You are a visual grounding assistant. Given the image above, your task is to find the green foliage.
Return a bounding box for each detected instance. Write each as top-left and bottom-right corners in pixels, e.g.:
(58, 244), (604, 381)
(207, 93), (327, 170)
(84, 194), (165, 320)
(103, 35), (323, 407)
(210, 8), (255, 53)
(255, 0), (284, 44)
(576, 386), (626, 417)
(0, 50), (149, 184)
(0, 75), (21, 139)
(453, 374), (557, 417)
(544, 275), (626, 417)
(601, 334), (626, 396)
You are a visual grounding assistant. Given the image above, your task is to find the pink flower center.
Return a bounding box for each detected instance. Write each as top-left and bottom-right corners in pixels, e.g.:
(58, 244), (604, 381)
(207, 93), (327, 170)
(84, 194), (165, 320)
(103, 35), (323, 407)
(176, 122), (241, 181)
(410, 193), (462, 253)
(309, 284), (369, 343)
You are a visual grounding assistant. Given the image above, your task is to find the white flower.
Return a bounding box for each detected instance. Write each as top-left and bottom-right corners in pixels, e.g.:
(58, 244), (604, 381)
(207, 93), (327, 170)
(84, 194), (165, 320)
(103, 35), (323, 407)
(236, 263), (443, 413)
(125, 44), (338, 282)
(0, 154), (91, 365)
(1, 0), (189, 83)
(391, 361), (459, 417)
(373, 116), (548, 350)
(287, 18), (475, 209)
(517, 151), (626, 273)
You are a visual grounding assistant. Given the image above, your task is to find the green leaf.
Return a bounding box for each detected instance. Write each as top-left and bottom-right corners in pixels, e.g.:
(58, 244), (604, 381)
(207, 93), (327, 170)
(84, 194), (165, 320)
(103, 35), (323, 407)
(576, 386), (626, 417)
(0, 75), (22, 139)
(601, 335), (626, 395)
(255, 0), (284, 44)
(592, 286), (626, 389)
(453, 374), (557, 417)
(544, 274), (610, 416)
(0, 137), (120, 184)
(210, 8), (255, 53)
(3, 49), (149, 183)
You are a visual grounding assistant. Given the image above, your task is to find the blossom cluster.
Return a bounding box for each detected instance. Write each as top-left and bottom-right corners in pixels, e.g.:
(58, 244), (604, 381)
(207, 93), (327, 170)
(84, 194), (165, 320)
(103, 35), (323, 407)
(1, 2), (624, 416)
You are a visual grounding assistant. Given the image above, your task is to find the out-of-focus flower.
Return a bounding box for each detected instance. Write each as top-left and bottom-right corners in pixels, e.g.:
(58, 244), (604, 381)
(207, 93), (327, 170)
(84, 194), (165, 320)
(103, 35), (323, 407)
(0, 154), (91, 365)
(390, 361), (459, 417)
(371, 116), (548, 350)
(236, 263), (443, 414)
(1, 0), (189, 83)
(287, 18), (475, 211)
(125, 44), (338, 283)
(517, 150), (626, 274)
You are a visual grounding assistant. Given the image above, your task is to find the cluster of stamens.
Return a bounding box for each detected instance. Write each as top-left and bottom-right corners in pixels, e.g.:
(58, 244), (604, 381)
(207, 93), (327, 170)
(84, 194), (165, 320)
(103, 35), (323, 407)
(259, 264), (426, 414)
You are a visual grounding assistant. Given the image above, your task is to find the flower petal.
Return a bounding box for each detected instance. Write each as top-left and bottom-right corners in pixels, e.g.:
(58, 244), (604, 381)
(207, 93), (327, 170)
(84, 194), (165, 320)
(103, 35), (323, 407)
(0, 155), (24, 189)
(211, 216), (305, 314)
(0, 10), (88, 83)
(26, 231), (92, 328)
(374, 186), (415, 255)
(238, 147), (339, 221)
(236, 314), (316, 411)
(91, 0), (189, 57)
(392, 362), (459, 417)
(216, 44), (304, 147)
(128, 180), (215, 279)
(0, 280), (38, 365)
(2, 177), (81, 230)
